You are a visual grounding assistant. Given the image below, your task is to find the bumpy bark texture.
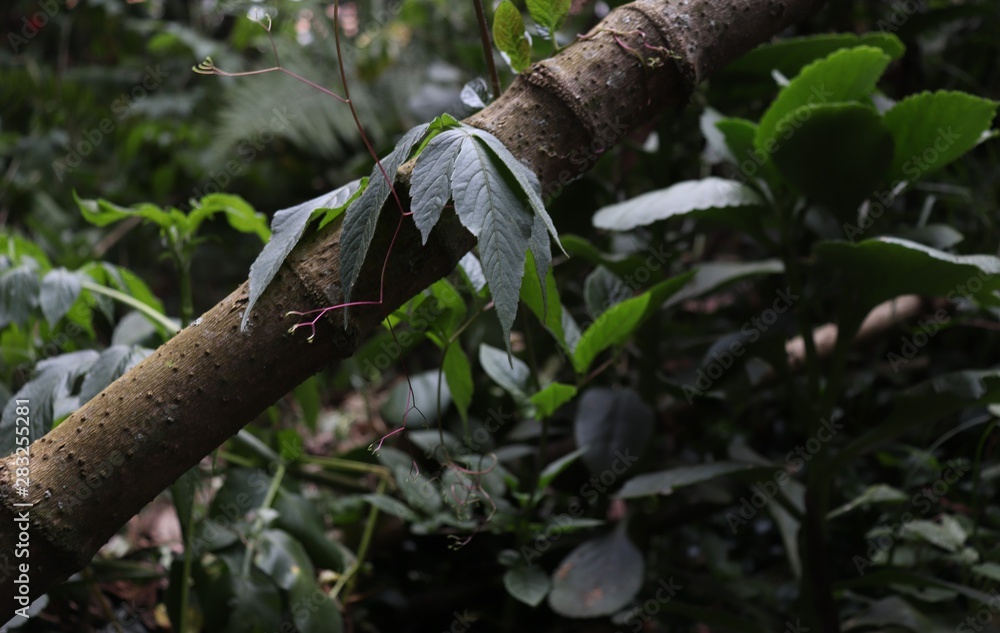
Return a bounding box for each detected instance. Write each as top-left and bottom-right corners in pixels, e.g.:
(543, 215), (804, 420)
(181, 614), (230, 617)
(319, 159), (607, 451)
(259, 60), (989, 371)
(0, 0), (824, 617)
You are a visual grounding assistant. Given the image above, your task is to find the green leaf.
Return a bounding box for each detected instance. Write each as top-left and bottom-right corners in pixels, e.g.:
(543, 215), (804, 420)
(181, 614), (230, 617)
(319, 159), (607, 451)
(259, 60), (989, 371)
(443, 345), (473, 423)
(530, 382), (577, 418)
(881, 90), (998, 184)
(574, 387), (652, 476)
(242, 180), (362, 330)
(771, 103), (894, 216)
(0, 264), (40, 329)
(815, 237), (1000, 310)
(341, 123), (431, 316)
(583, 267), (629, 319)
(225, 570), (282, 633)
(719, 33), (904, 87)
(189, 194), (270, 242)
(78, 345), (152, 402)
(572, 292), (650, 374)
(827, 484), (908, 519)
(255, 529), (314, 591)
(504, 565), (552, 607)
(661, 260), (784, 311)
(521, 252), (566, 348)
(411, 129), (466, 243)
(548, 523), (644, 618)
(616, 462), (759, 499)
(592, 177), (765, 232)
(538, 446), (587, 491)
(39, 268), (82, 327)
(452, 137), (534, 350)
(493, 1), (532, 73)
(479, 343), (531, 401)
(526, 0), (571, 33)
(756, 46), (892, 153)
(363, 493), (421, 522)
(74, 193), (178, 230)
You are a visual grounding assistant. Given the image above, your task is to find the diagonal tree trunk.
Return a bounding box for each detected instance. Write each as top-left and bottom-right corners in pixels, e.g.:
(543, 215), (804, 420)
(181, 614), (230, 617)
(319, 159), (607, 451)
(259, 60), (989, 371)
(0, 0), (825, 617)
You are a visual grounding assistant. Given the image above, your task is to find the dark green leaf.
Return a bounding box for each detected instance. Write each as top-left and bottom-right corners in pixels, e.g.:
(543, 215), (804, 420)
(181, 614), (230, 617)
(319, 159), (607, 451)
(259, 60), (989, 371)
(274, 489), (346, 571)
(584, 266), (631, 319)
(411, 129), (466, 243)
(39, 268), (82, 327)
(0, 264), (40, 329)
(452, 137), (534, 349)
(771, 103), (894, 215)
(225, 570), (282, 633)
(78, 345), (152, 402)
(815, 238), (1000, 309)
(504, 565), (552, 607)
(616, 462), (758, 499)
(574, 387), (652, 476)
(548, 523), (644, 618)
(443, 345), (473, 423)
(341, 124), (431, 316)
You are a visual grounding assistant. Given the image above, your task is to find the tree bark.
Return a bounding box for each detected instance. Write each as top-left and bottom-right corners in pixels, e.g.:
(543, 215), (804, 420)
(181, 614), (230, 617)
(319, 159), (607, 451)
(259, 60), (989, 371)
(0, 0), (825, 616)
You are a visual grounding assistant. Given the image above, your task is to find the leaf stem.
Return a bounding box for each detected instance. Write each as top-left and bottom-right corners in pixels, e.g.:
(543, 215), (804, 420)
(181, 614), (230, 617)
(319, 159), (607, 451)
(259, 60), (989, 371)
(473, 0), (503, 100)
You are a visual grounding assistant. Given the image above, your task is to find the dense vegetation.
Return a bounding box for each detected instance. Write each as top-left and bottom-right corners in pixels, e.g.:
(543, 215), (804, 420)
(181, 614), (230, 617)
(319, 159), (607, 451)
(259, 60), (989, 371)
(2, 0), (999, 631)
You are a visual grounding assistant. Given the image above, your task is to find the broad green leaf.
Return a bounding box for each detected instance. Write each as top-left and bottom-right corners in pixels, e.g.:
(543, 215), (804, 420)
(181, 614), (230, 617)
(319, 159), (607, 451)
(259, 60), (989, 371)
(616, 462), (759, 499)
(363, 493), (421, 522)
(39, 268), (82, 327)
(479, 343), (531, 401)
(896, 516), (966, 552)
(411, 129), (466, 243)
(526, 0), (571, 33)
(815, 237), (1000, 309)
(0, 351), (100, 455)
(661, 260), (784, 310)
(719, 33), (904, 87)
(572, 292), (649, 374)
(881, 90), (998, 184)
(341, 123), (430, 316)
(443, 345), (473, 422)
(74, 193), (177, 229)
(574, 387), (652, 476)
(287, 561), (343, 633)
(189, 193), (269, 242)
(771, 103), (894, 216)
(452, 137), (534, 349)
(78, 345), (152, 402)
(242, 180), (361, 330)
(273, 490), (346, 571)
(255, 529), (314, 591)
(530, 382), (576, 418)
(0, 264), (40, 329)
(225, 571), (282, 633)
(756, 46), (891, 153)
(493, 1), (532, 73)
(521, 252), (567, 348)
(548, 523), (644, 618)
(593, 177), (765, 232)
(972, 562), (1000, 582)
(504, 565), (551, 607)
(527, 212), (552, 309)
